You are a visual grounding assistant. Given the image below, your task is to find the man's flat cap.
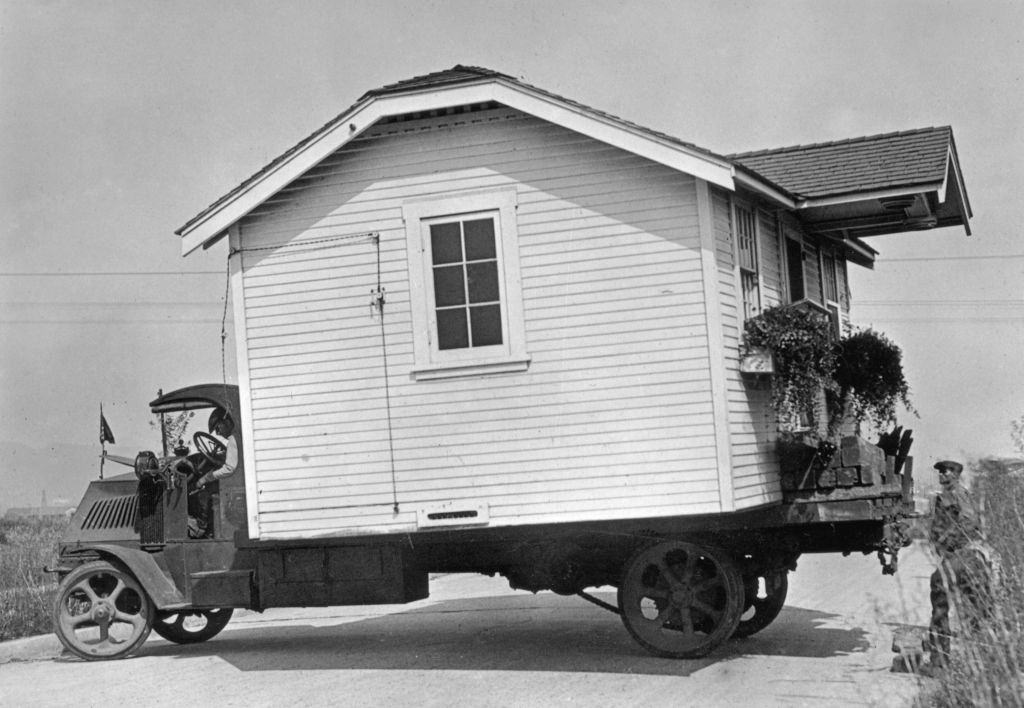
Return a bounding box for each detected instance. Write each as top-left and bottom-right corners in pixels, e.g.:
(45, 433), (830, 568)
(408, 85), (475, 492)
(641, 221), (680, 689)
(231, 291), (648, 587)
(934, 460), (963, 474)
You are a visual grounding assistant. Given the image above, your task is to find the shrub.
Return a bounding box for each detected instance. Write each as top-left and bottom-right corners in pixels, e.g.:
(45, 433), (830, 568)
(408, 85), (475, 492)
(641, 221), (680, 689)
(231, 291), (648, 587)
(924, 462), (1024, 707)
(0, 518), (67, 641)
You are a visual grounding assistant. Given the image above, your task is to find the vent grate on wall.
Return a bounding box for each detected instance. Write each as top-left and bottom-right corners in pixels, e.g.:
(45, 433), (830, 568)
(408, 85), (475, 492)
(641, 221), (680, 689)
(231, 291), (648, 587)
(416, 502), (489, 528)
(81, 495), (138, 530)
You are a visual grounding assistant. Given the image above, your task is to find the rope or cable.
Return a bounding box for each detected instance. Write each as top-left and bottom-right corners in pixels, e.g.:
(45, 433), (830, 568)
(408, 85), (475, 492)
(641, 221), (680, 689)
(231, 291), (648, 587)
(221, 249), (235, 395)
(371, 232), (400, 514)
(879, 254), (1024, 263)
(233, 231), (377, 254)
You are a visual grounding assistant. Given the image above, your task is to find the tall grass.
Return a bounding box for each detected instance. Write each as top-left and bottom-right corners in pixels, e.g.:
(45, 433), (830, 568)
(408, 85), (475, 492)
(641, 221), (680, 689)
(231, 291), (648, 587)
(0, 518), (67, 641)
(925, 462), (1024, 707)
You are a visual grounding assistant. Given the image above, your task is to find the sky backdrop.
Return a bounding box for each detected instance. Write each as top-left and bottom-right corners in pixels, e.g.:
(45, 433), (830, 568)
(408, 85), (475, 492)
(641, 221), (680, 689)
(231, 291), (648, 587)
(1, 0), (1022, 511)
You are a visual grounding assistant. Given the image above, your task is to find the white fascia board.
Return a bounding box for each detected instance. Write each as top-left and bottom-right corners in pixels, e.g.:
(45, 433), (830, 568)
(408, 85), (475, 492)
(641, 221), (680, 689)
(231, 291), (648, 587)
(944, 146), (973, 218)
(181, 79), (736, 255)
(830, 235), (878, 264)
(937, 149), (950, 204)
(733, 170), (795, 208)
(796, 183), (943, 210)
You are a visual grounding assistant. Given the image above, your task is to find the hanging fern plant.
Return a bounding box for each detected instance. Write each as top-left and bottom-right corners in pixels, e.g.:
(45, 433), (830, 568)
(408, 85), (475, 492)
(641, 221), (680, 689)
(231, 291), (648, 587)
(743, 305), (839, 432)
(834, 328), (916, 431)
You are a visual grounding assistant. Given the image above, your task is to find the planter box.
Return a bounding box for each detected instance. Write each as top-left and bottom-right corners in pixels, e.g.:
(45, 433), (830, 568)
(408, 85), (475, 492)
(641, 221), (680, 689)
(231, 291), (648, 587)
(739, 347), (774, 374)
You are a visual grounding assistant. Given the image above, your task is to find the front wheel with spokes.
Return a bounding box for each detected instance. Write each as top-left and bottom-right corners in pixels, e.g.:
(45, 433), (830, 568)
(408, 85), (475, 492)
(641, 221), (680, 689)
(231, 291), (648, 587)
(52, 560), (154, 661)
(618, 540), (743, 659)
(152, 608), (233, 644)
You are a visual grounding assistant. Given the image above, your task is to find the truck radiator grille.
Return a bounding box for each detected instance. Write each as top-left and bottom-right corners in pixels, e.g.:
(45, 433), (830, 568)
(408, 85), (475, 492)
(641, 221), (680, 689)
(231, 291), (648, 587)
(81, 495), (138, 530)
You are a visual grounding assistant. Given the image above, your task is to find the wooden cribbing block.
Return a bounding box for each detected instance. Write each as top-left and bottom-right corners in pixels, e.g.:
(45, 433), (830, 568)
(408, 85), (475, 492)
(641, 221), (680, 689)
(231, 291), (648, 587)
(859, 462), (876, 486)
(816, 467), (837, 489)
(835, 466), (858, 487)
(841, 436), (870, 466)
(778, 442), (817, 490)
(841, 436), (884, 468)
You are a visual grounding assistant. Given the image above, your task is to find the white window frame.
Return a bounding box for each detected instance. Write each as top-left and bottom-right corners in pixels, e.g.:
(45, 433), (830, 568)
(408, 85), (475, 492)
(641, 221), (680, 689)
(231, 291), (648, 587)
(402, 187), (530, 381)
(782, 228), (807, 304)
(820, 248), (847, 338)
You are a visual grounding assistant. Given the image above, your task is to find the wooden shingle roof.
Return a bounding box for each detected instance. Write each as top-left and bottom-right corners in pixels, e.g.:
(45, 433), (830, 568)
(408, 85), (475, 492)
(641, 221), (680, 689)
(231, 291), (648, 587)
(729, 127), (955, 200)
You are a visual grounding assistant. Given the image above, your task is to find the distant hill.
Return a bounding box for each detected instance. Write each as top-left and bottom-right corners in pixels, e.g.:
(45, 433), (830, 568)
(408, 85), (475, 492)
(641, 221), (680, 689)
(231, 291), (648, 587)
(1, 440), (109, 515)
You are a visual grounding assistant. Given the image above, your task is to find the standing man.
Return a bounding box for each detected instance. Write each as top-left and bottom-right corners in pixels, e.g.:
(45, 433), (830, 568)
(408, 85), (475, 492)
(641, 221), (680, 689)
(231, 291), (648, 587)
(925, 459), (990, 674)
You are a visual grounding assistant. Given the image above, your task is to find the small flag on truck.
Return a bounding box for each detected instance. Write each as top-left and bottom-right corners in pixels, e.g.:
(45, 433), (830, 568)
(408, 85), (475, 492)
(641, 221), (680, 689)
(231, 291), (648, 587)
(100, 406), (115, 445)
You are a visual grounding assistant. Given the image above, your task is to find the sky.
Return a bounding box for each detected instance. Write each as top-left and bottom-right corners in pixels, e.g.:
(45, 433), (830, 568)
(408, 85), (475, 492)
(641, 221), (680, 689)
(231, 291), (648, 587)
(1, 0), (1022, 510)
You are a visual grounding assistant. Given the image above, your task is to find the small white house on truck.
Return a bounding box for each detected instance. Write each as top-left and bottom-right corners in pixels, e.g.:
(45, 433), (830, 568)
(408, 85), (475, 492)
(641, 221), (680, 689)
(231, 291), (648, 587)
(176, 65), (970, 543)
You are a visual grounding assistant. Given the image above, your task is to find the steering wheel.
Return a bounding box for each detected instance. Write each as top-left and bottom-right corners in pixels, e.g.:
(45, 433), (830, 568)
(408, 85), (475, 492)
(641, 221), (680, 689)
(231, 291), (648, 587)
(193, 431), (227, 467)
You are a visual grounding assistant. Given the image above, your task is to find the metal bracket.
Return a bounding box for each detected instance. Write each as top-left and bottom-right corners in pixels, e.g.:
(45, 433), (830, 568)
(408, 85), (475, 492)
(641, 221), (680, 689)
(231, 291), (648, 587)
(370, 287), (386, 314)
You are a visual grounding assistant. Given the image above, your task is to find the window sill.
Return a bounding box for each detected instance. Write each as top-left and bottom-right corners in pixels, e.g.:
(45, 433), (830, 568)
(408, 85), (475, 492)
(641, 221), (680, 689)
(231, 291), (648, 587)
(411, 355), (531, 381)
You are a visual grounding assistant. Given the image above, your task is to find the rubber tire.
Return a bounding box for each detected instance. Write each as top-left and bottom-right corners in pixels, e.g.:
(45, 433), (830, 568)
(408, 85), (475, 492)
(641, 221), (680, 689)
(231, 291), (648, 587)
(52, 560), (154, 661)
(733, 571), (788, 639)
(152, 608), (234, 644)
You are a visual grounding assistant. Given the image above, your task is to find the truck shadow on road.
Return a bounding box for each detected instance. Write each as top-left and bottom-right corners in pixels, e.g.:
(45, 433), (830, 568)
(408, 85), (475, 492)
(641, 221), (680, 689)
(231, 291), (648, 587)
(144, 593), (870, 676)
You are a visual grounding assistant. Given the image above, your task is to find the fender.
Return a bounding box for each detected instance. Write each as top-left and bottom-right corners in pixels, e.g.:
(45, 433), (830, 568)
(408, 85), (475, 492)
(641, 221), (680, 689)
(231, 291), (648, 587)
(70, 544), (188, 610)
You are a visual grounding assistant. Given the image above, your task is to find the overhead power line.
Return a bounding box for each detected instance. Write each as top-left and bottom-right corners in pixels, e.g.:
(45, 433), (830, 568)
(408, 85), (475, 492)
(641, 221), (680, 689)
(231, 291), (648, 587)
(0, 270), (222, 276)
(859, 317), (1024, 323)
(856, 299), (1024, 306)
(0, 319), (228, 325)
(0, 301), (220, 306)
(879, 254), (1024, 263)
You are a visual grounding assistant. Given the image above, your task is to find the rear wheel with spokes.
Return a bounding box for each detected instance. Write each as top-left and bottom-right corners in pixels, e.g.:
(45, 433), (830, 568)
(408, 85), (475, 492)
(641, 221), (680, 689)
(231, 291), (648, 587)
(52, 560), (154, 661)
(733, 571), (788, 638)
(618, 540), (743, 658)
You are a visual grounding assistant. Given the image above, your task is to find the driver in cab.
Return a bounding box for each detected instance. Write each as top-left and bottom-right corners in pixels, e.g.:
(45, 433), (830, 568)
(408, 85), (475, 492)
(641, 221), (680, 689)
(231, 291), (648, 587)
(187, 408), (237, 538)
(195, 408), (237, 488)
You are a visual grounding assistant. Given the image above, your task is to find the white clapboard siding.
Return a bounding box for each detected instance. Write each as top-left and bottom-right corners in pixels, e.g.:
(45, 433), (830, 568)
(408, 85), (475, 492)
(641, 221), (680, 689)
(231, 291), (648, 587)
(710, 188), (782, 510)
(236, 106), (722, 540)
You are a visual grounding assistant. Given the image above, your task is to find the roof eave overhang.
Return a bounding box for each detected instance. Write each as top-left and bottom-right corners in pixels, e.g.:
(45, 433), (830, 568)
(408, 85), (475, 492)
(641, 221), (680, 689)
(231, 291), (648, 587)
(822, 234), (878, 269)
(795, 182), (944, 210)
(732, 169), (796, 208)
(794, 140), (972, 239)
(178, 79), (737, 256)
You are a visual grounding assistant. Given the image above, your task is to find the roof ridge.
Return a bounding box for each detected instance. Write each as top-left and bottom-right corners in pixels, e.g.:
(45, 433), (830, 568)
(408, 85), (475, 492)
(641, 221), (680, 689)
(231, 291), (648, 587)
(729, 125), (952, 158)
(360, 64), (513, 100)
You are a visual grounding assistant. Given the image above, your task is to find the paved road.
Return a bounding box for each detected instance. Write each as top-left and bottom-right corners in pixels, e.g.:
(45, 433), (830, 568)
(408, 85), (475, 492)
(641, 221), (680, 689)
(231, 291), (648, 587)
(0, 542), (936, 707)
